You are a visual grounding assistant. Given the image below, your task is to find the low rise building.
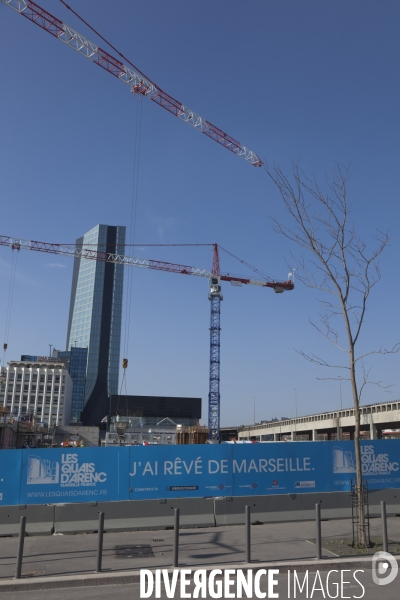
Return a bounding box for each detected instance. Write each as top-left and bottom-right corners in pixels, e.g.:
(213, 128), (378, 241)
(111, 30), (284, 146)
(109, 394), (201, 427)
(0, 358), (72, 426)
(23, 349), (88, 424)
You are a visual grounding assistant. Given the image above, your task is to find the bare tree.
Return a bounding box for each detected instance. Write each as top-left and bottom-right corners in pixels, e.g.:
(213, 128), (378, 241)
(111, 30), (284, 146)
(266, 162), (398, 547)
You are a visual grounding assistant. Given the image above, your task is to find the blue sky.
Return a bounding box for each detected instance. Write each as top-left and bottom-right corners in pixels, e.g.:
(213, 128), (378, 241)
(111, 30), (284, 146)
(0, 0), (399, 426)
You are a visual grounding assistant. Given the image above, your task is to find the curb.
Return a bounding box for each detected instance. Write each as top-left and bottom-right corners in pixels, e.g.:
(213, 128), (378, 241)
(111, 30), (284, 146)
(0, 555), (396, 592)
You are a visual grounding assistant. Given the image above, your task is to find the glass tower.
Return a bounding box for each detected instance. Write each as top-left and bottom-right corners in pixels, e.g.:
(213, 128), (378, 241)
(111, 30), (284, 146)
(66, 224), (125, 424)
(55, 347), (88, 423)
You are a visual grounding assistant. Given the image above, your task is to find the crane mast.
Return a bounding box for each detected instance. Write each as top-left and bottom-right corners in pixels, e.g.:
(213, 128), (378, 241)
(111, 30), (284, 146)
(1, 0), (263, 167)
(208, 245), (222, 441)
(0, 235), (294, 438)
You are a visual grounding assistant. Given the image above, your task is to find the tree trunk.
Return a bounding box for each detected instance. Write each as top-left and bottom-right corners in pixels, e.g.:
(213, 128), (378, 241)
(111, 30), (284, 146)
(353, 404), (367, 546)
(349, 348), (367, 546)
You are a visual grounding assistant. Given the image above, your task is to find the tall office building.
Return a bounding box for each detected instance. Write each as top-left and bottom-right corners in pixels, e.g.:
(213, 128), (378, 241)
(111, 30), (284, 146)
(66, 224), (125, 425)
(53, 347), (88, 424)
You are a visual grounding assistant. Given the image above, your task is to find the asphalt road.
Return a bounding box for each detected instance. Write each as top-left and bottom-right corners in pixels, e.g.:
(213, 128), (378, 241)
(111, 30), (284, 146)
(0, 569), (398, 599)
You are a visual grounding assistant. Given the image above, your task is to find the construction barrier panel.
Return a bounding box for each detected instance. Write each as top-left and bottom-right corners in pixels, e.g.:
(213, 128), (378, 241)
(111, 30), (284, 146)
(1, 441), (400, 507)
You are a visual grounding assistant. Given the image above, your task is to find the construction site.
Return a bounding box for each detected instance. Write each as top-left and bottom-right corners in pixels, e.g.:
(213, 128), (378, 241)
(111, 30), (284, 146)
(0, 8), (399, 600)
(0, 1), (396, 451)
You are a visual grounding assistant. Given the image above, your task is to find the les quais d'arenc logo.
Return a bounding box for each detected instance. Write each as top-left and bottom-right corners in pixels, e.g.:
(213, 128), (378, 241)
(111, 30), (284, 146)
(27, 453), (107, 487)
(333, 446), (399, 475)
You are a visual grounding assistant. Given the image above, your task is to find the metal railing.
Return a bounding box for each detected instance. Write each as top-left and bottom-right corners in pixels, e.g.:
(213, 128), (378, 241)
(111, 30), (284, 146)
(11, 502), (393, 579)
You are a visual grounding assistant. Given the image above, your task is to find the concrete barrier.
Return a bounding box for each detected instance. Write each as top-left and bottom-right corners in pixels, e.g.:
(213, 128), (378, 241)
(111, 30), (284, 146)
(0, 504), (55, 536)
(214, 492), (352, 526)
(54, 497), (216, 533)
(215, 489), (400, 526)
(1, 489), (399, 536)
(369, 489), (400, 517)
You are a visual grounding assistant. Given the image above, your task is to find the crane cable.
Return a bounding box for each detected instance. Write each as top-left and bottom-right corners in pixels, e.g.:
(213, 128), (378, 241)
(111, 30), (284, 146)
(58, 3), (144, 419)
(218, 244), (275, 281)
(58, 0), (143, 384)
(59, 1), (160, 91)
(57, 0), (146, 422)
(123, 95), (142, 365)
(2, 250), (18, 367)
(117, 364), (129, 420)
(115, 94), (142, 419)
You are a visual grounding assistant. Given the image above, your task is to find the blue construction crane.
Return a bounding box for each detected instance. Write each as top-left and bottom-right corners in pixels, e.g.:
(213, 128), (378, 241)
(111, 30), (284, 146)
(206, 244), (294, 441)
(208, 245), (223, 441)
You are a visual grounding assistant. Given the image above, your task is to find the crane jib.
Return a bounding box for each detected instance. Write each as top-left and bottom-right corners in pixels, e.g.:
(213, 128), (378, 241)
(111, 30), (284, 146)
(1, 0), (263, 166)
(0, 235), (294, 291)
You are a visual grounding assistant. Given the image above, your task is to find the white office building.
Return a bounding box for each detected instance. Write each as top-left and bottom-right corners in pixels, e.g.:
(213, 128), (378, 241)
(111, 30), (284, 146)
(0, 358), (72, 426)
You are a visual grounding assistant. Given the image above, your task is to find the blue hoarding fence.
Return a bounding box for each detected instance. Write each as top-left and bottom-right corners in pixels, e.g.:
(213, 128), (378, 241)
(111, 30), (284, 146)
(0, 440), (399, 507)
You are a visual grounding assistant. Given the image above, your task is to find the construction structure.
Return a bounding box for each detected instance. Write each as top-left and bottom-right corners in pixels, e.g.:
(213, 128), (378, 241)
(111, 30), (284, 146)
(176, 423), (209, 445)
(104, 418), (177, 446)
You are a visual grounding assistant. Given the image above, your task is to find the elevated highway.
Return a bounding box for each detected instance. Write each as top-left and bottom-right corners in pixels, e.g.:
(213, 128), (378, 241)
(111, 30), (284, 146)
(236, 399), (400, 442)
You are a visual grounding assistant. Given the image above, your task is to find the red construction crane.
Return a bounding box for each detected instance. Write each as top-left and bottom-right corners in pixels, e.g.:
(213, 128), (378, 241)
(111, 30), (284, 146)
(0, 235), (294, 438)
(1, 0), (263, 167)
(0, 235), (293, 291)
